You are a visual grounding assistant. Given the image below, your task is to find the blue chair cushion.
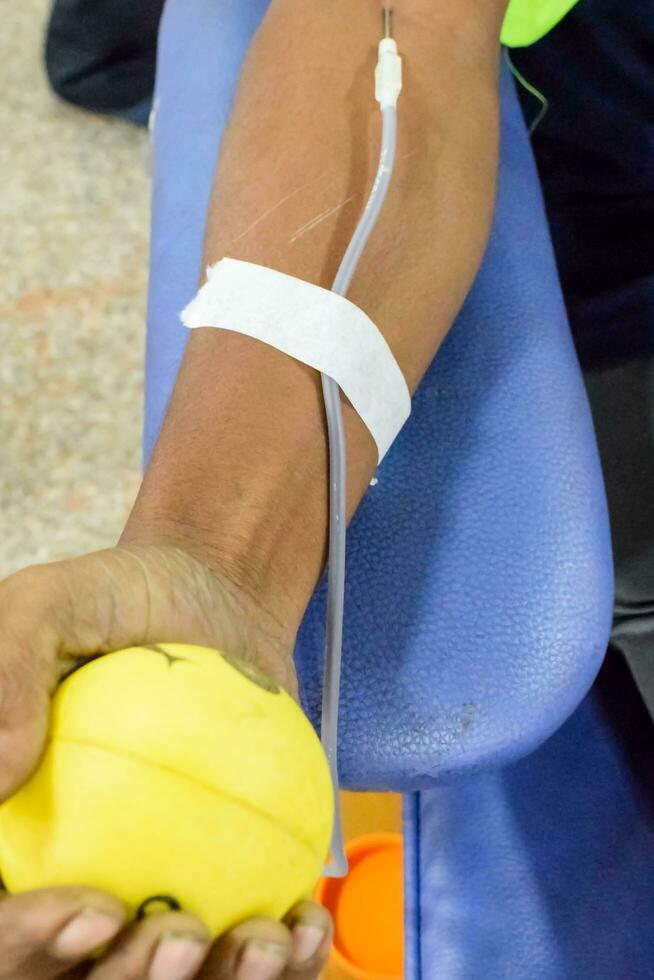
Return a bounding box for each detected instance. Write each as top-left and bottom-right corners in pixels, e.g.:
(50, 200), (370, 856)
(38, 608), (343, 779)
(145, 0), (613, 790)
(404, 657), (654, 978)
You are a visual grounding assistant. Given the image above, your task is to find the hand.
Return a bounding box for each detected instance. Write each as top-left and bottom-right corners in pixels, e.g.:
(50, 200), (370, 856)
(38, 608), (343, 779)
(0, 544), (332, 979)
(0, 886), (331, 979)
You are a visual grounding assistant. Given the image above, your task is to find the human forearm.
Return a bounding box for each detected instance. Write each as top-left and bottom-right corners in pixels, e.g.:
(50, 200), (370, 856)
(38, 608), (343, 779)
(123, 0), (508, 635)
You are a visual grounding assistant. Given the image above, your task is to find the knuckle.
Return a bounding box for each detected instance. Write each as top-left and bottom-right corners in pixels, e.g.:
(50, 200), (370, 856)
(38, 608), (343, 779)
(0, 908), (47, 950)
(0, 563), (58, 625)
(109, 961), (147, 980)
(232, 918), (290, 946)
(285, 902), (331, 931)
(140, 910), (211, 942)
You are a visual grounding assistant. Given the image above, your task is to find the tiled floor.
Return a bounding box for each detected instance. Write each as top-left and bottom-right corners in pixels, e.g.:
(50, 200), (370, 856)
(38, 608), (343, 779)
(0, 1), (149, 578)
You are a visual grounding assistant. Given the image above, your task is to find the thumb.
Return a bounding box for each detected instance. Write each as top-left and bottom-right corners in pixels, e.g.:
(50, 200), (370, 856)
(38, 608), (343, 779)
(0, 625), (51, 802)
(0, 671), (50, 804)
(0, 551), (153, 801)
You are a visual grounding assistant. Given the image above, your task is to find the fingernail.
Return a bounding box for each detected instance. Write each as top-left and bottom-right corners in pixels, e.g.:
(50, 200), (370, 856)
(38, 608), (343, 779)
(149, 934), (209, 980)
(53, 908), (123, 959)
(236, 940), (287, 980)
(292, 924), (325, 964)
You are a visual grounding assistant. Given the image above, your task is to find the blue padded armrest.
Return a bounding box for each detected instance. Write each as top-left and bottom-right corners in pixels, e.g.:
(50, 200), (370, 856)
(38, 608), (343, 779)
(146, 0), (613, 790)
(403, 673), (654, 979)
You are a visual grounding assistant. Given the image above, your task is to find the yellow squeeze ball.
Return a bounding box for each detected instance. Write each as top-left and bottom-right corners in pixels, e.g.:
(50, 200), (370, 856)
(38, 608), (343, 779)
(0, 645), (334, 935)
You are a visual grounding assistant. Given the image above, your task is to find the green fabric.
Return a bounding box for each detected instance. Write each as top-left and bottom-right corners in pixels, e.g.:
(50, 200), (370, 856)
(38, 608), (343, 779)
(501, 0), (581, 46)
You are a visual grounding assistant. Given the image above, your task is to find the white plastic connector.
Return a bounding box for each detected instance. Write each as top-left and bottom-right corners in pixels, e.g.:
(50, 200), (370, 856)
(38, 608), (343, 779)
(375, 38), (403, 108)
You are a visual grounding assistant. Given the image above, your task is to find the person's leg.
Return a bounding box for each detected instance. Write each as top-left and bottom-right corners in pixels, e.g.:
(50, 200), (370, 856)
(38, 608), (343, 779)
(45, 0), (164, 124)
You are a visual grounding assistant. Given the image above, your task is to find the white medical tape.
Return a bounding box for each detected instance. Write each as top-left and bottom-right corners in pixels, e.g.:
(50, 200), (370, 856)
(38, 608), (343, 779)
(180, 258), (411, 460)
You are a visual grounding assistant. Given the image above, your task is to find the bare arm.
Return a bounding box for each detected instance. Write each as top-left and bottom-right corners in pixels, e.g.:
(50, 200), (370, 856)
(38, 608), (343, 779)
(124, 0), (509, 640)
(0, 4), (510, 978)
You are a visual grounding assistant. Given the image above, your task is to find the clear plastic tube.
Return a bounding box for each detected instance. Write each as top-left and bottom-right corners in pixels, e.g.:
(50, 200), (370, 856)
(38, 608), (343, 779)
(321, 105), (398, 878)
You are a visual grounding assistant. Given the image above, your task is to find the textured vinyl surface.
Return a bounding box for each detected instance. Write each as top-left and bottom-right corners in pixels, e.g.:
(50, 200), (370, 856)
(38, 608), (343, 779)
(404, 658), (654, 978)
(145, 0), (613, 790)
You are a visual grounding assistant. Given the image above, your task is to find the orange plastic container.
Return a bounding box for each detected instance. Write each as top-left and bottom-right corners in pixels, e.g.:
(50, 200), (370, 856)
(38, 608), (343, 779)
(315, 833), (403, 980)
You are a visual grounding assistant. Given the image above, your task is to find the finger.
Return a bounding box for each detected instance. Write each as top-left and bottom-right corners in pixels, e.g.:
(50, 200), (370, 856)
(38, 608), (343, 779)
(282, 901), (332, 979)
(197, 917), (291, 980)
(0, 886), (126, 979)
(87, 909), (210, 980)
